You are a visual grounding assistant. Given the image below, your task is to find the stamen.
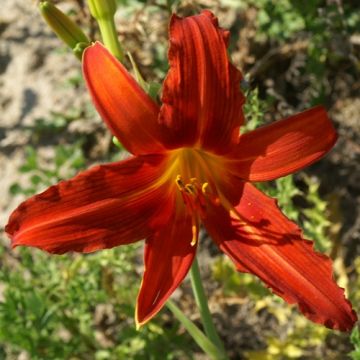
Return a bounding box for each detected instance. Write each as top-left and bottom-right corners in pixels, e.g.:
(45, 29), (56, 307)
(191, 215), (199, 246)
(201, 182), (221, 206)
(175, 175), (185, 190)
(174, 175), (208, 230)
(185, 184), (196, 194)
(201, 182), (209, 194)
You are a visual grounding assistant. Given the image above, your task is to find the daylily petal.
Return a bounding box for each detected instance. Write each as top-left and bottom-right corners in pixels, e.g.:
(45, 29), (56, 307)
(227, 106), (337, 181)
(204, 182), (357, 331)
(6, 155), (173, 254)
(159, 10), (245, 153)
(136, 203), (196, 326)
(83, 42), (165, 155)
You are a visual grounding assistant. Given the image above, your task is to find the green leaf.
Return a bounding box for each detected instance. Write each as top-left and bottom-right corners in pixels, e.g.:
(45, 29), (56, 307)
(9, 183), (22, 195)
(350, 327), (360, 359)
(166, 300), (228, 360)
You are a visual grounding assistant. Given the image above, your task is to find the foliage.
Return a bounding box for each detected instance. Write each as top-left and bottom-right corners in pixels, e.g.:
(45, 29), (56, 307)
(242, 87), (268, 133)
(248, 0), (307, 41)
(0, 245), (192, 359)
(245, 0), (359, 104)
(350, 327), (360, 360)
(349, 259), (360, 359)
(9, 142), (85, 196)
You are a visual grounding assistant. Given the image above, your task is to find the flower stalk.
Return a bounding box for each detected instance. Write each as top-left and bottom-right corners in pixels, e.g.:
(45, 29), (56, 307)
(87, 0), (124, 61)
(190, 258), (228, 358)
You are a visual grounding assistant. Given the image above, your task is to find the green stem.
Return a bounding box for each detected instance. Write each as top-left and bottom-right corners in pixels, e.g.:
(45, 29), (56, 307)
(97, 17), (123, 61)
(166, 300), (225, 360)
(190, 257), (228, 357)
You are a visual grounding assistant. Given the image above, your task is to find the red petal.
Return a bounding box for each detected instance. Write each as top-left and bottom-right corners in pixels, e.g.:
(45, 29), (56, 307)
(6, 155), (173, 254)
(83, 42), (165, 155)
(227, 106), (337, 181)
(204, 182), (357, 331)
(159, 11), (245, 153)
(136, 204), (196, 326)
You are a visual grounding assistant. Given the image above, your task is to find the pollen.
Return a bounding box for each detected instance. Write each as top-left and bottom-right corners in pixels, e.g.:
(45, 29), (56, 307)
(191, 215), (199, 247)
(175, 175), (205, 202)
(201, 182), (209, 194)
(175, 175), (185, 190)
(185, 184), (196, 194)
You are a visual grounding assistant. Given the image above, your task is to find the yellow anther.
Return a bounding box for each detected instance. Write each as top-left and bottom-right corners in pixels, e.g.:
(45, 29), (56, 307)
(190, 178), (199, 185)
(175, 175), (185, 190)
(191, 228), (197, 246)
(201, 182), (209, 195)
(185, 184), (196, 195)
(191, 216), (199, 246)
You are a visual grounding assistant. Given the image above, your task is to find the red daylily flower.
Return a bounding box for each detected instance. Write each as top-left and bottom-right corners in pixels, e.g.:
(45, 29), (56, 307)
(6, 11), (357, 330)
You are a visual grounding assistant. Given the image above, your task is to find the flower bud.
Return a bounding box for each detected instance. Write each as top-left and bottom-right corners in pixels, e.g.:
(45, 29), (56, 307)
(39, 1), (90, 52)
(87, 0), (117, 20)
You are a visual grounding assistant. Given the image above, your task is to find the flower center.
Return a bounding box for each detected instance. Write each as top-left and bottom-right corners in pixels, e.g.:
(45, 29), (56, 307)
(175, 175), (206, 246)
(175, 176), (208, 214)
(170, 148), (222, 246)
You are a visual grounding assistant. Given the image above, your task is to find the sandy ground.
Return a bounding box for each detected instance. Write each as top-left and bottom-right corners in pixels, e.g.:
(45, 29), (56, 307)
(0, 0), (84, 228)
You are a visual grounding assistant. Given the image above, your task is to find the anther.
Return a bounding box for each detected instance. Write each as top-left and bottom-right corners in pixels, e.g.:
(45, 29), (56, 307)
(191, 215), (199, 246)
(185, 184), (196, 195)
(201, 182), (209, 195)
(201, 182), (221, 206)
(175, 175), (185, 190)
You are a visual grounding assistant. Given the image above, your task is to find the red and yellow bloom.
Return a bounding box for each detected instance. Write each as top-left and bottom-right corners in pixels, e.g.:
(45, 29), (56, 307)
(6, 11), (357, 330)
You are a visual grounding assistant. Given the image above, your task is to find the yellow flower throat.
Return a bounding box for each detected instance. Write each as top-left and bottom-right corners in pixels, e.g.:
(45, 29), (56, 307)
(169, 148), (223, 247)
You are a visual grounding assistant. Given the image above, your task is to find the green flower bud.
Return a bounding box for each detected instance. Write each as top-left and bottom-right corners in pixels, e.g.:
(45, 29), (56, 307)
(39, 1), (90, 57)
